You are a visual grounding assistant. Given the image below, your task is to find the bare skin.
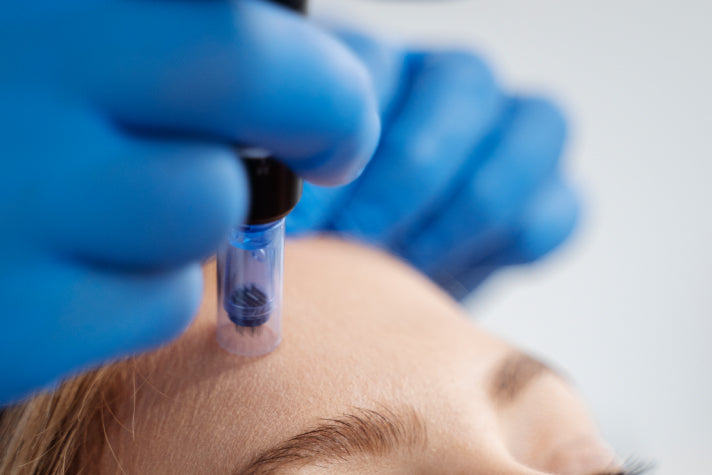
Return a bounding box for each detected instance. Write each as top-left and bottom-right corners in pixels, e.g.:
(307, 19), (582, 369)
(101, 238), (620, 474)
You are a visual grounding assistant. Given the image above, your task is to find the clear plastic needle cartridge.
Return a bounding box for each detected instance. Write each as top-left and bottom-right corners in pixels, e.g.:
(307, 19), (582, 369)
(216, 149), (302, 356)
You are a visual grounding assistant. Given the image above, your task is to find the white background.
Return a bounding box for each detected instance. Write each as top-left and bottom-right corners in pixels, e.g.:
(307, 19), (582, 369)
(312, 1), (712, 473)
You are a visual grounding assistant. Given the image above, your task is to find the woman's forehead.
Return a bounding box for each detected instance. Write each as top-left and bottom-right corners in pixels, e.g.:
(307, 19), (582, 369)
(105, 238), (515, 471)
(181, 238), (508, 407)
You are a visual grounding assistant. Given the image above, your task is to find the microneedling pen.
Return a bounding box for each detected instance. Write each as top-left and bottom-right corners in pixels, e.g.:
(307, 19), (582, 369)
(216, 0), (306, 357)
(217, 148), (302, 356)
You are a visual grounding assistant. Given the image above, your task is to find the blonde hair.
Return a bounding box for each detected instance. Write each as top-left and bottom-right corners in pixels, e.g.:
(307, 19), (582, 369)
(0, 363), (130, 475)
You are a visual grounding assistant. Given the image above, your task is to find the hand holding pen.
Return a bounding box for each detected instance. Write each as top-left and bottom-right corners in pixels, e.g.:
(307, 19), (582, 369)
(0, 0), (379, 404)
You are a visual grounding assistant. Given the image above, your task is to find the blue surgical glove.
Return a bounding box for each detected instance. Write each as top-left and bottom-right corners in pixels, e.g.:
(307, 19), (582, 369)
(288, 31), (580, 299)
(0, 1), (379, 404)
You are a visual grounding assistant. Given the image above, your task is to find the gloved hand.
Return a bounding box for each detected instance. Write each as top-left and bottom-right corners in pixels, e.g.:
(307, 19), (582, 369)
(0, 1), (379, 404)
(288, 31), (580, 299)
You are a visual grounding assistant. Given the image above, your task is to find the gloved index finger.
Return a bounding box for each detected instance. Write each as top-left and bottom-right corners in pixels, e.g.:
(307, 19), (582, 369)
(77, 0), (380, 186)
(332, 29), (410, 121)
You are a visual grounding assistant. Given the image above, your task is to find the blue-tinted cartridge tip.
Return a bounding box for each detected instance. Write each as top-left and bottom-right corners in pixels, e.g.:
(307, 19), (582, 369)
(216, 220), (285, 356)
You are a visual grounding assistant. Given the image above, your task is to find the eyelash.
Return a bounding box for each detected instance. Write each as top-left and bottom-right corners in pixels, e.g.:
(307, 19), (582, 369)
(599, 457), (653, 475)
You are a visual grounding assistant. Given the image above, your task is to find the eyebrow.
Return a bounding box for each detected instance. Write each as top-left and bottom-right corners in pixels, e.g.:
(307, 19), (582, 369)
(239, 351), (554, 474)
(488, 351), (557, 405)
(240, 406), (427, 475)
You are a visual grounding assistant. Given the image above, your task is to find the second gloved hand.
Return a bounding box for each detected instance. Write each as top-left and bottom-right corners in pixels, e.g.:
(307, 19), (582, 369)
(288, 30), (580, 299)
(0, 1), (380, 404)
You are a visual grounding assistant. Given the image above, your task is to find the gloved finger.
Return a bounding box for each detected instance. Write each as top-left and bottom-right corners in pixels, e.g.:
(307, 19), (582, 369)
(436, 176), (580, 299)
(76, 0), (379, 186)
(487, 175), (581, 266)
(332, 29), (410, 120)
(40, 127), (246, 270)
(0, 257), (202, 403)
(402, 96), (567, 274)
(287, 32), (409, 235)
(330, 50), (503, 244)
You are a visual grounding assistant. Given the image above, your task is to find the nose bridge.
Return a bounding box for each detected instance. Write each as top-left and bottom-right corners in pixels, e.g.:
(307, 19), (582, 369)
(492, 461), (549, 475)
(434, 436), (547, 475)
(469, 454), (549, 475)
